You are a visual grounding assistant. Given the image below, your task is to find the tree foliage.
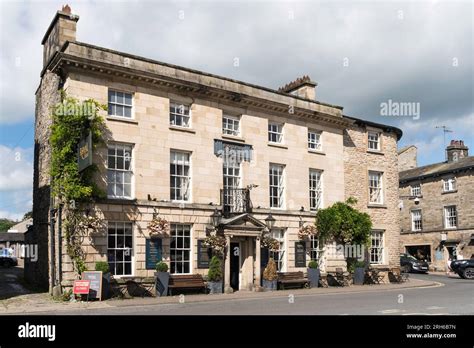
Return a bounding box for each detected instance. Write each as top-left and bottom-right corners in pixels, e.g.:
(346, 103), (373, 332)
(315, 197), (372, 247)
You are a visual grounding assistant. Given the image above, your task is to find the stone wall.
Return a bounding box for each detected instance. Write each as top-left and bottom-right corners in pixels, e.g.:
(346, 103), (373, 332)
(27, 70), (61, 290)
(399, 170), (474, 270)
(398, 145), (417, 172)
(343, 124), (400, 267)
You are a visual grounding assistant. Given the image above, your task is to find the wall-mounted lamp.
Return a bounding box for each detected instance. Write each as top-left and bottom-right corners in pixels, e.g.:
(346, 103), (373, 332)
(265, 213), (276, 230)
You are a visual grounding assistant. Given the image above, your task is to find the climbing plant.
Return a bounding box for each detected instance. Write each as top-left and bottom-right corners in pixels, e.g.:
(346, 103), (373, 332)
(50, 92), (108, 274)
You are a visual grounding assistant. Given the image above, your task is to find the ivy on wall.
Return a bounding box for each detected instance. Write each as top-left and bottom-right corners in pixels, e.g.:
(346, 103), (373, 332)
(50, 92), (108, 274)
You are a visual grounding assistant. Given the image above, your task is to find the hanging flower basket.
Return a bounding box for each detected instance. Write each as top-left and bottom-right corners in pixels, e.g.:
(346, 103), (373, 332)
(148, 216), (169, 237)
(298, 224), (318, 240)
(261, 236), (280, 252)
(202, 235), (227, 256)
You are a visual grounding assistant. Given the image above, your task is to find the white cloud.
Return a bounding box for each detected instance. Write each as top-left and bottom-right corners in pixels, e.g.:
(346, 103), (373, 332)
(0, 145), (33, 191)
(0, 0), (472, 125)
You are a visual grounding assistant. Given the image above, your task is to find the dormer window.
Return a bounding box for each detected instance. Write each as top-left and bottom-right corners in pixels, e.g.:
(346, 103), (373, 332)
(443, 177), (456, 192)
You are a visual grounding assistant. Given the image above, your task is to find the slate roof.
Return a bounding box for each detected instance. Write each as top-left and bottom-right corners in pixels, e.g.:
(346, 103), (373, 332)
(399, 156), (474, 182)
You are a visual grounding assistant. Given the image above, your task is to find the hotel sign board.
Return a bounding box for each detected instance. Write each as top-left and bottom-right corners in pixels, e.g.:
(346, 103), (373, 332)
(78, 131), (92, 172)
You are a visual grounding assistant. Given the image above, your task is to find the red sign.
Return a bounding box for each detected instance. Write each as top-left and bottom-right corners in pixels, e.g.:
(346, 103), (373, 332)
(73, 280), (91, 295)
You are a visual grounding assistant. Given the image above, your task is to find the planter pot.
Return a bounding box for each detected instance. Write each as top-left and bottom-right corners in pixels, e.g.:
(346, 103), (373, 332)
(262, 279), (277, 291)
(102, 272), (111, 300)
(154, 272), (170, 297)
(307, 268), (320, 288)
(353, 267), (365, 285)
(207, 281), (223, 294)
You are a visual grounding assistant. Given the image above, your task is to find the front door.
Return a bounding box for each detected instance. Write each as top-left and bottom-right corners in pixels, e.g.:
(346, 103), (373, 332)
(230, 242), (240, 291)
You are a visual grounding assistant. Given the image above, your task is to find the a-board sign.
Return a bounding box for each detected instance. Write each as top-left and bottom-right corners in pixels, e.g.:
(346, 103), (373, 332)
(73, 280), (90, 295)
(82, 271), (103, 300)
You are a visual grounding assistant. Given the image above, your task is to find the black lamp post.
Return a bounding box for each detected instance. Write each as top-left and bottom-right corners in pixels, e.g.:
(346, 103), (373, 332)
(265, 213), (276, 230)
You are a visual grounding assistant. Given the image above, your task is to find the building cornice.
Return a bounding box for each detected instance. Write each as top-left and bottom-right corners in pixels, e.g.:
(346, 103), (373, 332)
(42, 42), (355, 130)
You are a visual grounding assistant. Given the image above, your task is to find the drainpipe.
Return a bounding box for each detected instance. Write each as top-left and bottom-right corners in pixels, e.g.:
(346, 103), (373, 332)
(49, 195), (56, 295)
(58, 203), (63, 288)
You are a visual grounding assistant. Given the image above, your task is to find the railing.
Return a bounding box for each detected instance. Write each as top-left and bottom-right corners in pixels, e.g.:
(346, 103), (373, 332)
(220, 188), (252, 216)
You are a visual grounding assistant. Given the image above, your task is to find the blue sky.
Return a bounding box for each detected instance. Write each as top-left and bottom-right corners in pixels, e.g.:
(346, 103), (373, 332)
(0, 0), (472, 220)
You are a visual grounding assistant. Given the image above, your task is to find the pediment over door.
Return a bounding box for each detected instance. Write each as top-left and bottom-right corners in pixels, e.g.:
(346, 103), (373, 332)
(220, 213), (266, 236)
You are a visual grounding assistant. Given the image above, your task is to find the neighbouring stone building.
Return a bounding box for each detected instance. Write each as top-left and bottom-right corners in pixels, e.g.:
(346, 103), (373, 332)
(399, 140), (474, 271)
(29, 7), (402, 293)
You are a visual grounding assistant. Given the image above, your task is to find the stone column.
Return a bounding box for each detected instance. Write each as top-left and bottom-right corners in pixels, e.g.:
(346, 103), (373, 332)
(255, 236), (261, 291)
(224, 235), (233, 293)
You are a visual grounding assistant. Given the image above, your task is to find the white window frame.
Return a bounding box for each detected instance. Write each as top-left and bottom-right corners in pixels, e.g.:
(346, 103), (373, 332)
(443, 177), (456, 192)
(222, 114), (241, 136)
(444, 206), (457, 229)
(107, 143), (133, 199)
(169, 102), (191, 128)
(368, 131), (380, 151)
(107, 221), (134, 277)
(370, 230), (384, 265)
(170, 150), (191, 202)
(170, 224), (192, 274)
(309, 235), (322, 262)
(268, 122), (284, 144)
(108, 90), (133, 118)
(411, 184), (421, 197)
(308, 130), (322, 151)
(411, 209), (422, 232)
(368, 171), (383, 204)
(269, 228), (286, 272)
(309, 169), (323, 211)
(269, 163), (285, 209)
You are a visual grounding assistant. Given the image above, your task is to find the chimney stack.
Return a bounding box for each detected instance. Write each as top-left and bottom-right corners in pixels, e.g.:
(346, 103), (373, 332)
(446, 140), (468, 163)
(41, 5), (79, 67)
(278, 75), (317, 101)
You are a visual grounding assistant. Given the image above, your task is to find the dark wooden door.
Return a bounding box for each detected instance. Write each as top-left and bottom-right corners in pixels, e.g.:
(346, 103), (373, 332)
(230, 242), (240, 291)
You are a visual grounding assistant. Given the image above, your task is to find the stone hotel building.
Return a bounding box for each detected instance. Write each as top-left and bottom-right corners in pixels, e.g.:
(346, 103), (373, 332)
(29, 7), (402, 292)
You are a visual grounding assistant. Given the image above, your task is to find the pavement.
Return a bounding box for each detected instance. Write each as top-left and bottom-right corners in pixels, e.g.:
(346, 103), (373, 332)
(2, 269), (471, 315)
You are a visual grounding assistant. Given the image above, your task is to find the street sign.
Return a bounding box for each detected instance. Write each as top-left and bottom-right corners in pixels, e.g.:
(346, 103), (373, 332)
(77, 131), (92, 172)
(73, 280), (90, 295)
(82, 271), (103, 300)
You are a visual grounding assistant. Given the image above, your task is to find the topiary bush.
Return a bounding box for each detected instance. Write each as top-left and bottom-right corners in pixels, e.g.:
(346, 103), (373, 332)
(95, 261), (110, 274)
(308, 260), (319, 269)
(208, 256), (223, 282)
(156, 261), (169, 272)
(263, 258), (278, 281)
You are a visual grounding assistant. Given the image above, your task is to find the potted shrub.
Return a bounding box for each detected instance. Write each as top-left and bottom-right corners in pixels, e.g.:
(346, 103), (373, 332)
(95, 261), (111, 300)
(155, 261), (169, 297)
(207, 256), (223, 294)
(307, 260), (320, 288)
(262, 258), (278, 291)
(350, 260), (366, 285)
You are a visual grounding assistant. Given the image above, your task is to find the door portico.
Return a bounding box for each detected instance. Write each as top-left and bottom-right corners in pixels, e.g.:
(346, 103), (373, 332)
(218, 213), (266, 293)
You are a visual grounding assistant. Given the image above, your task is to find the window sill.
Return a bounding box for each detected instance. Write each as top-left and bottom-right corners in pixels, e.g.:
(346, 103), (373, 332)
(222, 134), (245, 142)
(442, 190), (457, 195)
(367, 204), (387, 209)
(268, 142), (288, 149)
(106, 116), (138, 124)
(308, 149), (325, 156)
(169, 126), (196, 134)
(367, 150), (384, 155)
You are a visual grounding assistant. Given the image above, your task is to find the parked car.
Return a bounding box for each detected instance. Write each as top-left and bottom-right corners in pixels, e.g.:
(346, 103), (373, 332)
(0, 249), (18, 268)
(400, 253), (429, 273)
(450, 259), (474, 279)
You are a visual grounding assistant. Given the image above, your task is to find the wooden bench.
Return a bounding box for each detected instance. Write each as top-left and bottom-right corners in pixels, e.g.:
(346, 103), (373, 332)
(168, 274), (206, 295)
(277, 272), (308, 290)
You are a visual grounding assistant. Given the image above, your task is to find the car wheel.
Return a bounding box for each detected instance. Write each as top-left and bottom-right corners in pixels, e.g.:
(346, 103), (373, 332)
(462, 268), (474, 280)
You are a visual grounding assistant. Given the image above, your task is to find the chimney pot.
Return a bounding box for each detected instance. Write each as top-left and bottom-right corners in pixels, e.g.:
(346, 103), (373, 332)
(62, 4), (71, 14)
